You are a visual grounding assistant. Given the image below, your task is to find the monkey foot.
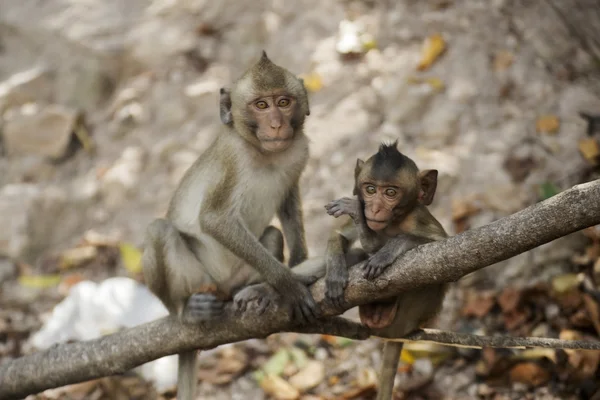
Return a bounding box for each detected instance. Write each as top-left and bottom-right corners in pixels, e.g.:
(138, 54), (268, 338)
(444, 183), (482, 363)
(358, 300), (398, 329)
(184, 293), (225, 323)
(233, 284), (276, 315)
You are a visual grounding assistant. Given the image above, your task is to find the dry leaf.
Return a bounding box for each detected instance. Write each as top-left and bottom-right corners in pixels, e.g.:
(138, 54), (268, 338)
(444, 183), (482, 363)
(417, 33), (446, 71)
(59, 245), (98, 270)
(400, 342), (454, 366)
(514, 349), (557, 364)
(561, 330), (600, 381)
(262, 349), (291, 377)
(498, 287), (521, 313)
(119, 243), (142, 275)
(493, 50), (514, 71)
(260, 374), (300, 400)
(406, 76), (445, 91)
(289, 361), (325, 392)
(451, 199), (480, 221)
(462, 290), (496, 318)
(535, 115), (560, 134)
(578, 138), (600, 165)
(509, 362), (551, 386)
(552, 273), (580, 294)
(300, 72), (323, 93)
(583, 294), (600, 336)
(18, 274), (62, 288)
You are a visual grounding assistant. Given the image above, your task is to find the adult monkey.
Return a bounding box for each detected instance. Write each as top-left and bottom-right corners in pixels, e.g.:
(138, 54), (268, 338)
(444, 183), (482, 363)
(142, 51), (321, 400)
(324, 141), (448, 400)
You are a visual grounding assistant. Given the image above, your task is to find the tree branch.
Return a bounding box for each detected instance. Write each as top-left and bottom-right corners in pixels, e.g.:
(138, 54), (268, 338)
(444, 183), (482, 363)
(385, 328), (600, 350)
(1, 180), (599, 399)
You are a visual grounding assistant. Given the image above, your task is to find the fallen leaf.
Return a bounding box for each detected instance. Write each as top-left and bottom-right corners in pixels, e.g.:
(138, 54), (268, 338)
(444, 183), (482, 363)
(289, 347), (309, 369)
(400, 342), (454, 366)
(260, 374), (300, 400)
(561, 330), (600, 381)
(83, 230), (121, 246)
(18, 274), (62, 288)
(509, 362), (551, 386)
(451, 198), (480, 221)
(493, 50), (514, 71)
(552, 273), (580, 294)
(498, 287), (522, 313)
(300, 72), (323, 93)
(289, 361), (325, 392)
(462, 290), (496, 318)
(535, 115), (560, 134)
(417, 33), (447, 71)
(119, 243), (142, 275)
(538, 181), (559, 200)
(406, 76), (445, 91)
(59, 245), (98, 270)
(513, 348), (557, 364)
(503, 155), (537, 183)
(262, 349), (291, 377)
(578, 138), (600, 165)
(583, 294), (600, 336)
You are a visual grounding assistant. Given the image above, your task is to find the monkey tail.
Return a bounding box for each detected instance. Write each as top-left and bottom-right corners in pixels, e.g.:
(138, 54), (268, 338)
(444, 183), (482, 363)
(376, 341), (403, 400)
(177, 351), (198, 400)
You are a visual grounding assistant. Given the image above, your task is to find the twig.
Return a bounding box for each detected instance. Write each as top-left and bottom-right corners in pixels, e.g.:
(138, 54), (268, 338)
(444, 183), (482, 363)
(378, 328), (600, 350)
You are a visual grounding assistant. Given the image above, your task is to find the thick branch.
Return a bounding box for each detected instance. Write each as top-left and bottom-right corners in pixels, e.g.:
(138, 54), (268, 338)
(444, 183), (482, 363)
(1, 180), (599, 399)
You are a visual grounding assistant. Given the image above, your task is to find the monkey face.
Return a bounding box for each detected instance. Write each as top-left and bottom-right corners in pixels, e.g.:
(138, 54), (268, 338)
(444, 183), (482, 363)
(249, 94), (298, 153)
(360, 183), (403, 231)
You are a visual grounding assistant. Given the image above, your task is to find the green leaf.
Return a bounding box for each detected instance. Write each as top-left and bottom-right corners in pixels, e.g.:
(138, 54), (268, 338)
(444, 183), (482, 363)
(539, 182), (559, 200)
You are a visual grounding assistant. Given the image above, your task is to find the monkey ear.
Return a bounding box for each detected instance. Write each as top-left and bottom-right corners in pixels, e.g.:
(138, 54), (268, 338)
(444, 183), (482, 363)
(219, 87), (232, 125)
(353, 159), (365, 196)
(354, 159), (365, 179)
(418, 169), (438, 205)
(298, 78), (311, 116)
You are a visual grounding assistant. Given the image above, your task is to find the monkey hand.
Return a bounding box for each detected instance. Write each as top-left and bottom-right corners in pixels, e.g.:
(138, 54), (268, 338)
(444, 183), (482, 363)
(363, 249), (397, 280)
(275, 274), (321, 324)
(233, 284), (277, 316)
(324, 197), (361, 220)
(183, 293), (225, 323)
(325, 256), (349, 310)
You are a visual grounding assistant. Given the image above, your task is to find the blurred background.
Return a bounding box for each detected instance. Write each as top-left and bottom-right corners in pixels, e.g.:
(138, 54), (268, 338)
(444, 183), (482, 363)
(1, 1), (600, 399)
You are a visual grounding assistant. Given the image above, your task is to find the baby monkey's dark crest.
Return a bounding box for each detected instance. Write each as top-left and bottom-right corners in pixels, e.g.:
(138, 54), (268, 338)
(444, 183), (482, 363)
(219, 51), (310, 153)
(353, 140), (437, 231)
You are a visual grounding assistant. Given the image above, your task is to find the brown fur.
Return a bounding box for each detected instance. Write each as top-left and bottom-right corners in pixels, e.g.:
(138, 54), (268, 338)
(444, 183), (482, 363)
(324, 142), (448, 400)
(143, 52), (320, 400)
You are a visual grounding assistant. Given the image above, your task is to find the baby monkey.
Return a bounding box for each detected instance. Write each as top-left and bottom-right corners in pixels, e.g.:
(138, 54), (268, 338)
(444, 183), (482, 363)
(325, 141), (448, 400)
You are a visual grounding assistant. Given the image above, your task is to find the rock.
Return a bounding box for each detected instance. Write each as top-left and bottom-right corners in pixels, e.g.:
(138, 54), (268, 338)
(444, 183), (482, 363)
(0, 66), (53, 112)
(100, 147), (146, 208)
(0, 184), (41, 260)
(0, 184), (87, 263)
(2, 104), (79, 159)
(0, 258), (17, 283)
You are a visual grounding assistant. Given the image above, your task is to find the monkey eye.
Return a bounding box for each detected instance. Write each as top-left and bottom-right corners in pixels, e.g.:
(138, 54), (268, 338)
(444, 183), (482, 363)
(255, 100), (269, 109)
(384, 188), (397, 197)
(365, 185), (376, 195)
(277, 98), (290, 107)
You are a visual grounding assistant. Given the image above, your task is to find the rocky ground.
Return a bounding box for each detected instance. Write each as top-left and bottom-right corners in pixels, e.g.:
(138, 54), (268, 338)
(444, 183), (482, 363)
(1, 1), (600, 399)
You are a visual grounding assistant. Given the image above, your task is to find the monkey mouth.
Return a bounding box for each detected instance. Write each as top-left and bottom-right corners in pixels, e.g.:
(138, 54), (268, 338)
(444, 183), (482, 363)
(366, 218), (388, 231)
(359, 299), (399, 329)
(260, 138), (293, 152)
